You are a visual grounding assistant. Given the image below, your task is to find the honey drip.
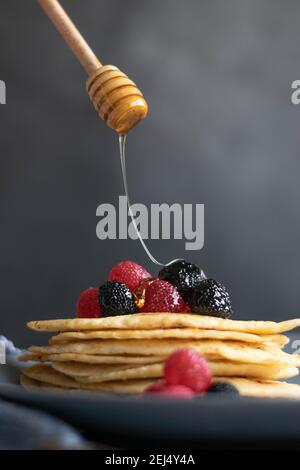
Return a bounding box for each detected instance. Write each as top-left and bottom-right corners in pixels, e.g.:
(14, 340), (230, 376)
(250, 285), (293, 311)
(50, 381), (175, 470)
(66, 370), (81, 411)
(119, 134), (182, 267)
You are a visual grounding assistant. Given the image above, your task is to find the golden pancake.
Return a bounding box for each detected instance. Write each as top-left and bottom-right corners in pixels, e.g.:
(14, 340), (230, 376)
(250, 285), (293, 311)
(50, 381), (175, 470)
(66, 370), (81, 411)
(48, 328), (271, 344)
(27, 314), (300, 334)
(216, 377), (300, 399)
(27, 339), (300, 365)
(19, 353), (166, 364)
(53, 362), (162, 383)
(23, 364), (153, 392)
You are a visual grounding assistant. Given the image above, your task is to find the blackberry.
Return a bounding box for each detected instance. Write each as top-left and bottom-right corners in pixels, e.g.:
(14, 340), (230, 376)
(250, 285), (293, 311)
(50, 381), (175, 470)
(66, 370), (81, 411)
(99, 281), (138, 317)
(158, 260), (205, 302)
(190, 278), (232, 319)
(209, 381), (240, 395)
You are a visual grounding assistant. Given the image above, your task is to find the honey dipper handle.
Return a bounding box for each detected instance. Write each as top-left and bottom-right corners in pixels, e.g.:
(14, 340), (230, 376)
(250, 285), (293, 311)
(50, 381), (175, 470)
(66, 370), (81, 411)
(37, 0), (102, 74)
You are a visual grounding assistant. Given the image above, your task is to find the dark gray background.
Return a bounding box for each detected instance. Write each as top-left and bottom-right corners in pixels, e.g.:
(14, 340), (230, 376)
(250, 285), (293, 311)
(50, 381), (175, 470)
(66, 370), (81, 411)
(1, 0), (300, 347)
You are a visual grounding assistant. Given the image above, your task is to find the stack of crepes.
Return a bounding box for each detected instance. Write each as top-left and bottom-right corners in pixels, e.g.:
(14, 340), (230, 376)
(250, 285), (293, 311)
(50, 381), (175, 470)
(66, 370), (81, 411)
(20, 313), (300, 398)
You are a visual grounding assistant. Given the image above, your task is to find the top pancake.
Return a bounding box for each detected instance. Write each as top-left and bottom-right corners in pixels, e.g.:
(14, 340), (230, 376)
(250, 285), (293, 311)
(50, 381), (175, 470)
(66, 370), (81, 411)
(27, 313), (300, 334)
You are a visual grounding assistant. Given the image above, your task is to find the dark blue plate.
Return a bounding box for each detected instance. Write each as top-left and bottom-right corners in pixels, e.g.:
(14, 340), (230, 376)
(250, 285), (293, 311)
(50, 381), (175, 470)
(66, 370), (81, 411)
(1, 361), (300, 448)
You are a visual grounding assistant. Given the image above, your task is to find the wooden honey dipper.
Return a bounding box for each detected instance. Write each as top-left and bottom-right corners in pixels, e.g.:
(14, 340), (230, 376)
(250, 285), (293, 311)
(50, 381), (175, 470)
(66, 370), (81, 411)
(37, 0), (148, 134)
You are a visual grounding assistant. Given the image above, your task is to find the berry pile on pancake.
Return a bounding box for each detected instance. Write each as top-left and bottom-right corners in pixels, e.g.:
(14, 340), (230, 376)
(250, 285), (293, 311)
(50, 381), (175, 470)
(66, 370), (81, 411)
(20, 261), (300, 399)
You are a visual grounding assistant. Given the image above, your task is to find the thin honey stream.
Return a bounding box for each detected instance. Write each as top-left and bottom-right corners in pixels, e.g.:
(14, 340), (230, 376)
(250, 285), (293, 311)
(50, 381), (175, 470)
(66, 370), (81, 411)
(119, 134), (182, 267)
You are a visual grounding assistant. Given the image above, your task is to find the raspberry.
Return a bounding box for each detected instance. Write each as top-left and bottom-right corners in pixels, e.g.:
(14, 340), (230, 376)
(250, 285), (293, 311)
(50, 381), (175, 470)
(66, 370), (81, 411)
(164, 348), (212, 393)
(145, 379), (167, 392)
(99, 281), (137, 317)
(108, 261), (151, 292)
(140, 280), (190, 313)
(156, 385), (194, 398)
(76, 287), (101, 318)
(145, 380), (194, 399)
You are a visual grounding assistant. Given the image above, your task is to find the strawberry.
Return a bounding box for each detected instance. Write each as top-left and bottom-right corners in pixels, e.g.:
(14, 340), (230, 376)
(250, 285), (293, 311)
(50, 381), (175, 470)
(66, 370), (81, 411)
(76, 287), (101, 318)
(140, 279), (190, 313)
(108, 261), (151, 292)
(164, 348), (212, 393)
